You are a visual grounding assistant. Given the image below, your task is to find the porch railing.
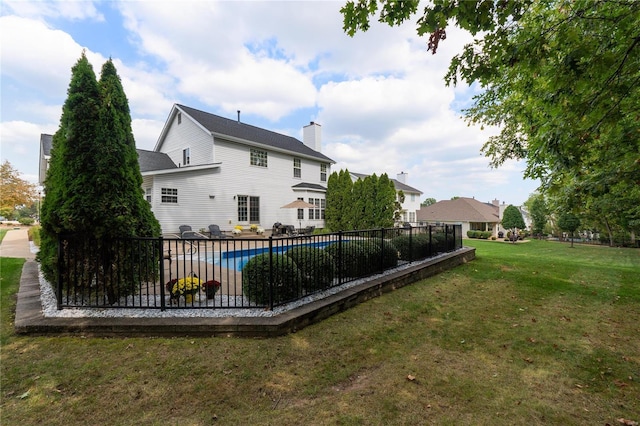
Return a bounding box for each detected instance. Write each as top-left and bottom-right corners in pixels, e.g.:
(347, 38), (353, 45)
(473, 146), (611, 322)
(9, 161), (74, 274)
(54, 225), (462, 311)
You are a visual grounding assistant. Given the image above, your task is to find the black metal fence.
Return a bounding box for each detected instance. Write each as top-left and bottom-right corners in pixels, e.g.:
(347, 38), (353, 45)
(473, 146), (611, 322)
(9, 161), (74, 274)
(54, 224), (462, 311)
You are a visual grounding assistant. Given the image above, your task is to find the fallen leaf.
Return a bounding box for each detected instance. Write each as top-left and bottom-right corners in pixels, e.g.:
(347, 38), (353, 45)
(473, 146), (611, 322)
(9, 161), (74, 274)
(613, 380), (628, 388)
(18, 390), (30, 399)
(407, 375), (416, 381)
(523, 358), (534, 364)
(528, 337), (536, 343)
(617, 419), (638, 426)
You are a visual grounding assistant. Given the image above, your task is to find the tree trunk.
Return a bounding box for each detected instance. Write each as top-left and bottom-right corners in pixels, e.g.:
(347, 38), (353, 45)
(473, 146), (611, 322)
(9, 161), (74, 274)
(603, 218), (614, 247)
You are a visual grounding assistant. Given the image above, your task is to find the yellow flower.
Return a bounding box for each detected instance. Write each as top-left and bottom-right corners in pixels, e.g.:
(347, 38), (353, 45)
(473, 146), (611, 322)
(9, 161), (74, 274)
(171, 277), (201, 296)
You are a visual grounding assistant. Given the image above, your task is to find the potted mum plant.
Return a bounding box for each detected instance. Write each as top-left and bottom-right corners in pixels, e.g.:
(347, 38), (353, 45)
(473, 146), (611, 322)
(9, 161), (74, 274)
(166, 273), (201, 304)
(201, 280), (221, 299)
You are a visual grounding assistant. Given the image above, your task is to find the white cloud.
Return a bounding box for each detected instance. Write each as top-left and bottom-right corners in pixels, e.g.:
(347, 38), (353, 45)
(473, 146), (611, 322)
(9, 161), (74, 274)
(2, 0), (103, 21)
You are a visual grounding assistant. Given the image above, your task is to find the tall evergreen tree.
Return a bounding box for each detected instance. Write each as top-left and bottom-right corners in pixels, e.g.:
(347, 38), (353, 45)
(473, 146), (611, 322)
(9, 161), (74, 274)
(374, 174), (397, 228)
(39, 54), (160, 302)
(39, 52), (101, 280)
(96, 59), (160, 238)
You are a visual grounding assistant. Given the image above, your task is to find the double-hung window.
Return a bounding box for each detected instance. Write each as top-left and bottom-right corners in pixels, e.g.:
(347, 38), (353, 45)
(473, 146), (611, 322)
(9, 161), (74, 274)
(293, 158), (301, 178)
(320, 164), (327, 182)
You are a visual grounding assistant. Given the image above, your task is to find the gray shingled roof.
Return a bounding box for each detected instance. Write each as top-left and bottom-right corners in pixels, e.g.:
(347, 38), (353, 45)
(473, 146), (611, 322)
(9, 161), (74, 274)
(292, 182), (327, 191)
(137, 149), (177, 172)
(40, 134), (53, 156)
(417, 197), (499, 223)
(350, 172), (422, 194)
(177, 104), (334, 163)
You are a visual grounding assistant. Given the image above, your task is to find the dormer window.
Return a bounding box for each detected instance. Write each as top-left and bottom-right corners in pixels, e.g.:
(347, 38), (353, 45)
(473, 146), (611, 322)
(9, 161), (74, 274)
(183, 148), (190, 166)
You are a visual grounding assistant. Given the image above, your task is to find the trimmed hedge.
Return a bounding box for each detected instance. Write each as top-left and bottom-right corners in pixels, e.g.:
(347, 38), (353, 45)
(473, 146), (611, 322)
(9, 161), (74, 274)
(242, 253), (302, 305)
(391, 234), (431, 261)
(325, 241), (368, 277)
(285, 246), (335, 291)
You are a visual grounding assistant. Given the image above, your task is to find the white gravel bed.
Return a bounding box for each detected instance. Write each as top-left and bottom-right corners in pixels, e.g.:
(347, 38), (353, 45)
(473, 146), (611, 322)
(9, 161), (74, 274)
(38, 253), (449, 319)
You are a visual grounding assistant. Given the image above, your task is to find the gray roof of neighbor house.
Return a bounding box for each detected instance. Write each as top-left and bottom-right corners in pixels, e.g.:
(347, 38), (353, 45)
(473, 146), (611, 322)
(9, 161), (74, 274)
(350, 172), (423, 194)
(176, 104), (335, 163)
(137, 149), (177, 172)
(417, 197), (499, 223)
(40, 134), (53, 156)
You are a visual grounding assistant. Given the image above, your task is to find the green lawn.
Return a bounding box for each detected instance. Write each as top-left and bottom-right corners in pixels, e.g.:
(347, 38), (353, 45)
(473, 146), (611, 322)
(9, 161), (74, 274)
(1, 240), (638, 425)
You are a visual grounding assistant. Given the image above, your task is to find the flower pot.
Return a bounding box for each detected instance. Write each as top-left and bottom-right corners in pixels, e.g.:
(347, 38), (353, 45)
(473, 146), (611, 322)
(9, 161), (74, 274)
(184, 294), (193, 303)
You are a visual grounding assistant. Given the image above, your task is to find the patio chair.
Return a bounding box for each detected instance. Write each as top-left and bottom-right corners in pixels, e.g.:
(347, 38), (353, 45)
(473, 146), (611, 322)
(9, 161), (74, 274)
(284, 225), (297, 236)
(300, 225), (315, 236)
(208, 224), (232, 239)
(272, 222), (285, 236)
(179, 225), (207, 239)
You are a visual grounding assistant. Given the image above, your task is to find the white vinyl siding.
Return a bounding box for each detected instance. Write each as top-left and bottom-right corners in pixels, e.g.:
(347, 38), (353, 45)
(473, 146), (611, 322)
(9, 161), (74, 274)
(159, 111), (213, 166)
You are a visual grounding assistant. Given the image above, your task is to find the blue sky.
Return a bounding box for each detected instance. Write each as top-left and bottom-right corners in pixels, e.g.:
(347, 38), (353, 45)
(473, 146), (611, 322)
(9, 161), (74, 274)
(1, 0), (539, 205)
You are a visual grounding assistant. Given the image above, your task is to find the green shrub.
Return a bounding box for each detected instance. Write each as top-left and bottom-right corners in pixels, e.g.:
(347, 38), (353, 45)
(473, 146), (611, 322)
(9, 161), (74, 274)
(18, 217), (35, 226)
(325, 241), (368, 277)
(242, 253), (302, 305)
(467, 230), (475, 238)
(373, 239), (399, 269)
(481, 231), (492, 239)
(285, 247), (335, 291)
(391, 234), (431, 261)
(352, 239), (398, 275)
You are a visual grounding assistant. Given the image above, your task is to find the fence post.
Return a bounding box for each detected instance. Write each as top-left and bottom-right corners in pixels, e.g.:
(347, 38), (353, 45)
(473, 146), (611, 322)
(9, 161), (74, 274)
(445, 224), (450, 251)
(159, 236), (166, 311)
(408, 226), (413, 263)
(428, 225), (433, 257)
(337, 230), (343, 283)
(268, 236), (274, 310)
(56, 234), (64, 310)
(380, 228), (385, 272)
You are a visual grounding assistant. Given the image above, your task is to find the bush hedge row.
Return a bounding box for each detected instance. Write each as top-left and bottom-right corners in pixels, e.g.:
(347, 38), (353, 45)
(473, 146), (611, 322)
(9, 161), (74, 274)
(242, 238), (406, 305)
(466, 230), (493, 239)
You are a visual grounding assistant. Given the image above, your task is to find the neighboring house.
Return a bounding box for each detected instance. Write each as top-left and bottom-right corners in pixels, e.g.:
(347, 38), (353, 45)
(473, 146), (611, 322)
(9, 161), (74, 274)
(417, 197), (501, 237)
(350, 171), (423, 225)
(39, 134), (53, 185)
(39, 104), (335, 234)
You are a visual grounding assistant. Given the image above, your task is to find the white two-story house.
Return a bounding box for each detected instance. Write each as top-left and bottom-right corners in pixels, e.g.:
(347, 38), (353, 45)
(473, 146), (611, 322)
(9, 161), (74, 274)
(140, 104), (335, 234)
(40, 104), (335, 235)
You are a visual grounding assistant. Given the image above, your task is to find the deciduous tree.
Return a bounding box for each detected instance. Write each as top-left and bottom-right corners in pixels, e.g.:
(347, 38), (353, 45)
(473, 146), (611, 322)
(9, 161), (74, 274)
(341, 0), (640, 242)
(0, 161), (36, 219)
(558, 212), (581, 248)
(501, 204), (526, 243)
